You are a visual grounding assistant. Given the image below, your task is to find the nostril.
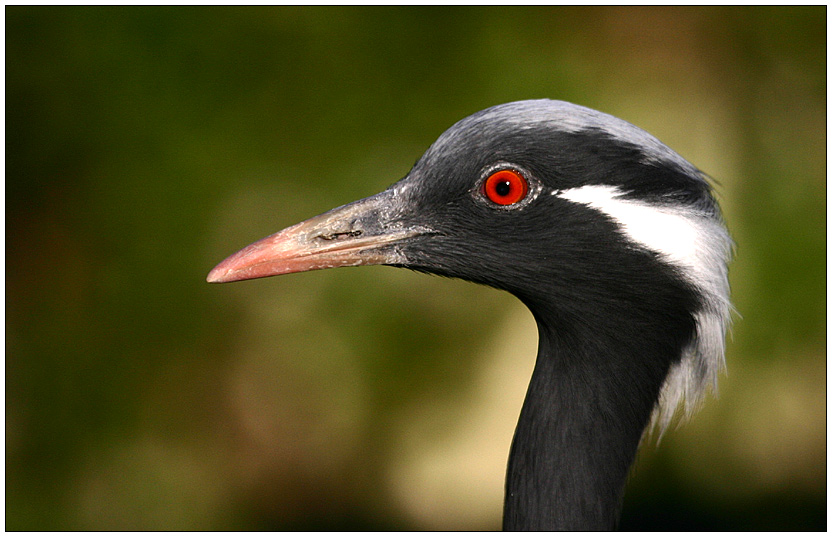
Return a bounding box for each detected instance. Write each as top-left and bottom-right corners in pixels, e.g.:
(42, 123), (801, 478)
(317, 229), (363, 241)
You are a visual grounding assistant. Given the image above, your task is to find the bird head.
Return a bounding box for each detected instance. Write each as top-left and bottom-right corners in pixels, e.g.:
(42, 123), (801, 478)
(208, 99), (732, 430)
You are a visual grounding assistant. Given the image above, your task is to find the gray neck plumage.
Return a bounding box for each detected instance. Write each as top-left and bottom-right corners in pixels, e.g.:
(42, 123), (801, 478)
(502, 319), (676, 531)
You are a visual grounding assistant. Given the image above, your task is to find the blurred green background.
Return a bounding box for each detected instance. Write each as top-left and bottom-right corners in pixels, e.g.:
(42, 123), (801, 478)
(6, 6), (826, 530)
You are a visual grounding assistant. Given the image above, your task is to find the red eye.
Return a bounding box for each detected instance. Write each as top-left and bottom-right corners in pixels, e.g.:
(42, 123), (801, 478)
(483, 169), (529, 206)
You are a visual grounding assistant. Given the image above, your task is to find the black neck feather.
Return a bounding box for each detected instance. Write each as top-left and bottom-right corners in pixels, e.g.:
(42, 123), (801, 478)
(502, 312), (686, 531)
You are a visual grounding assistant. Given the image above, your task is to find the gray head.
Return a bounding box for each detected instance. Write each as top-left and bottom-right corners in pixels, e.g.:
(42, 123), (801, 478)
(209, 99), (733, 434)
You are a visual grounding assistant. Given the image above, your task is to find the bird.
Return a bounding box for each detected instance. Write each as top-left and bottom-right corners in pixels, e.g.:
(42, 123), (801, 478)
(207, 99), (733, 531)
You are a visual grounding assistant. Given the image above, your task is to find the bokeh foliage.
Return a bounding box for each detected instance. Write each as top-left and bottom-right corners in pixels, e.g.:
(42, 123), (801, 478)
(6, 6), (826, 530)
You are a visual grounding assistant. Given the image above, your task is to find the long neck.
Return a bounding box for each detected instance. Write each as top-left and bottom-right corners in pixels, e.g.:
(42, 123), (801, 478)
(502, 320), (674, 531)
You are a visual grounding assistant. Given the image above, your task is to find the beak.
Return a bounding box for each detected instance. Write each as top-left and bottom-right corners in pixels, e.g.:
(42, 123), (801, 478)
(207, 187), (429, 283)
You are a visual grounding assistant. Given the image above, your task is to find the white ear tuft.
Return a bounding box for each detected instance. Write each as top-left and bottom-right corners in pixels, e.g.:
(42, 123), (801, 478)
(558, 184), (733, 434)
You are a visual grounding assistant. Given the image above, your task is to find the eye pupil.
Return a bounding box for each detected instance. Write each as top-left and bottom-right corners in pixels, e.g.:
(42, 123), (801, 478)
(483, 169), (529, 206)
(495, 181), (512, 197)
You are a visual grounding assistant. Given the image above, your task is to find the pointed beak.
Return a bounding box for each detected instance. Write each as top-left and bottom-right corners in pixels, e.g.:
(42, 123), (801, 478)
(207, 188), (430, 283)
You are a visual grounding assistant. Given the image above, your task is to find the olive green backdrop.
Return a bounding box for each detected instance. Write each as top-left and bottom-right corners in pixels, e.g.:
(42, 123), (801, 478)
(7, 6), (826, 530)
